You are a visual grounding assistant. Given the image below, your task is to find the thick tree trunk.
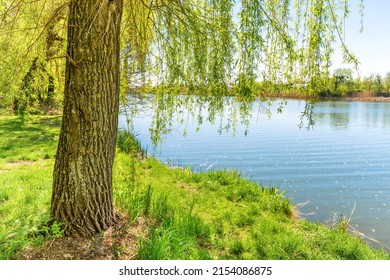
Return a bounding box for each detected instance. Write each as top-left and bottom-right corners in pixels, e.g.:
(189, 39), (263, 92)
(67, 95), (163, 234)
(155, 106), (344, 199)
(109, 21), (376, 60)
(51, 0), (123, 237)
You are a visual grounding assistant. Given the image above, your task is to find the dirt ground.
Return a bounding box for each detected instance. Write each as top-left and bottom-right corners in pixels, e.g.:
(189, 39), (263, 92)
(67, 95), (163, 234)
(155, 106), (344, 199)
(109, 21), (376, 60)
(17, 212), (148, 260)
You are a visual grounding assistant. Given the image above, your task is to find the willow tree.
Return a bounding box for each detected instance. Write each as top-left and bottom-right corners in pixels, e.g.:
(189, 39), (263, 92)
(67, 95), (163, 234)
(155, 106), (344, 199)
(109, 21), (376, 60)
(0, 1), (67, 112)
(50, 0), (124, 236)
(44, 0), (364, 236)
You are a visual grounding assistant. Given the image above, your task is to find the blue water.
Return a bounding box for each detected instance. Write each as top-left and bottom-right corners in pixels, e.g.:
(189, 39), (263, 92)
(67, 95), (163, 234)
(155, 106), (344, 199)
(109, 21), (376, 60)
(119, 97), (390, 250)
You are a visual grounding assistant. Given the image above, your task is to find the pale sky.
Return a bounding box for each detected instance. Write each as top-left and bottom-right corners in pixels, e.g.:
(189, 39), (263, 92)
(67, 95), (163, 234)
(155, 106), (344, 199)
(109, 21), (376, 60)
(332, 0), (390, 77)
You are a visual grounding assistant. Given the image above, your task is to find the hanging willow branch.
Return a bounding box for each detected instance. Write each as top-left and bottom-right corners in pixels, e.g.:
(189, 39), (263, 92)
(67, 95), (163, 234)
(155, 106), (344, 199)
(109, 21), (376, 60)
(119, 0), (364, 141)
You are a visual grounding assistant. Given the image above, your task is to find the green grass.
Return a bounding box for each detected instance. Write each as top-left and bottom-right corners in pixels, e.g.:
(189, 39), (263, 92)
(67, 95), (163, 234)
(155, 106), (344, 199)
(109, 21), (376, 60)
(0, 115), (60, 164)
(1, 115), (389, 260)
(0, 115), (60, 259)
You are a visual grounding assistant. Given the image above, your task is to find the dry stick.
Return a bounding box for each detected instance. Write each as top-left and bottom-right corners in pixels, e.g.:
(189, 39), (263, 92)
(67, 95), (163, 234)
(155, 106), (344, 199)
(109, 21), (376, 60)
(0, 0), (21, 28)
(65, 51), (81, 66)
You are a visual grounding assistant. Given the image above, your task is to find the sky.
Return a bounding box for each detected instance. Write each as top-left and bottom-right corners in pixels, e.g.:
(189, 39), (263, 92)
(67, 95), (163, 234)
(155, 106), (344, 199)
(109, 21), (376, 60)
(332, 0), (390, 77)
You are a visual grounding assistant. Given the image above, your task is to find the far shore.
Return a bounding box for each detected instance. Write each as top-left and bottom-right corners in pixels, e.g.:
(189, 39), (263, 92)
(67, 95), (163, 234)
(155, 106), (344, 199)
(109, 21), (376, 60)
(264, 91), (390, 102)
(342, 92), (390, 102)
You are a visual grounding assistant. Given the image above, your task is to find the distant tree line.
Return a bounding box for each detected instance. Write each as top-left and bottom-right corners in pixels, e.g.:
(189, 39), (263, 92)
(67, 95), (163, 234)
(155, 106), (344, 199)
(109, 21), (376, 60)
(244, 68), (390, 99)
(316, 69), (390, 98)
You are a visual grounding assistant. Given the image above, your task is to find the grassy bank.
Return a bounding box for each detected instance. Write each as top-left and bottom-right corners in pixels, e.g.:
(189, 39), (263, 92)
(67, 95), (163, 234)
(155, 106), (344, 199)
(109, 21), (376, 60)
(0, 115), (389, 260)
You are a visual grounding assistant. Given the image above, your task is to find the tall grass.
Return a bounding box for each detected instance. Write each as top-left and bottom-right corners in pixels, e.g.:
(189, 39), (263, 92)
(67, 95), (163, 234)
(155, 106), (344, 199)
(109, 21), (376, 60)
(114, 132), (211, 259)
(137, 203), (211, 260)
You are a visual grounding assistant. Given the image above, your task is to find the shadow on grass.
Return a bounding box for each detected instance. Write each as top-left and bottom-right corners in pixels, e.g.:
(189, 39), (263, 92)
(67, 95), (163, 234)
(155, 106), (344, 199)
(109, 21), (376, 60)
(0, 116), (61, 162)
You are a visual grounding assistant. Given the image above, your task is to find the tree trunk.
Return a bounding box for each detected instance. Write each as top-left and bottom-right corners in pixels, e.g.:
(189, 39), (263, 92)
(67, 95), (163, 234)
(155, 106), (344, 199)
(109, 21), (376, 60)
(51, 0), (123, 237)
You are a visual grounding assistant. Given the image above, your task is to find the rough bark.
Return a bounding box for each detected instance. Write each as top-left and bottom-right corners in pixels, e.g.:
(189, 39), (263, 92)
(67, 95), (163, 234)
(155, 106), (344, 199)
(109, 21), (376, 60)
(51, 0), (123, 237)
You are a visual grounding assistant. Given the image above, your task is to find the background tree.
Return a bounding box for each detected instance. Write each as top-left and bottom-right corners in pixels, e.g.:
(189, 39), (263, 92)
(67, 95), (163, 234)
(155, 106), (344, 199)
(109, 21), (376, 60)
(384, 72), (390, 94)
(373, 73), (383, 94)
(353, 75), (362, 93)
(332, 68), (354, 96)
(362, 73), (375, 92)
(0, 1), (67, 113)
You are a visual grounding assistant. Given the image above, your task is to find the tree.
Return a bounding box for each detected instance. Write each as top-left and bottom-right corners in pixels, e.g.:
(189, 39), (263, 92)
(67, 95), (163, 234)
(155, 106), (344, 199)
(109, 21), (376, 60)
(362, 73), (375, 92)
(384, 72), (390, 94)
(0, 1), (66, 112)
(51, 0), (124, 236)
(332, 68), (354, 96)
(1, 0), (363, 236)
(373, 73), (383, 94)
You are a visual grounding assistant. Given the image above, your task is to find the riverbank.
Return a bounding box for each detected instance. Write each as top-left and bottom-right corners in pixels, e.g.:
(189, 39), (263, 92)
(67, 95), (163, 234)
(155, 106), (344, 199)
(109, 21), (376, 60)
(0, 115), (389, 260)
(264, 91), (390, 102)
(342, 91), (390, 102)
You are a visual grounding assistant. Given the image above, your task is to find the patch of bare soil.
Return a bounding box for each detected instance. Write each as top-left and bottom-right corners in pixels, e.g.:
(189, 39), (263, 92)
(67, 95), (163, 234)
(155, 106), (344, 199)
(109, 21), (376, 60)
(17, 212), (148, 260)
(1, 161), (36, 172)
(5, 161), (36, 167)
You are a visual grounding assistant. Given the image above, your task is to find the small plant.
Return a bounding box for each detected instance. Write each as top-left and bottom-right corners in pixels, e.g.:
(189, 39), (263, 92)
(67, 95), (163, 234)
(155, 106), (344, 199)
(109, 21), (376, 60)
(152, 194), (171, 224)
(338, 214), (351, 232)
(37, 221), (65, 239)
(332, 204), (356, 233)
(142, 185), (153, 215)
(0, 191), (9, 204)
(113, 243), (122, 259)
(49, 221), (65, 239)
(261, 186), (285, 197)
